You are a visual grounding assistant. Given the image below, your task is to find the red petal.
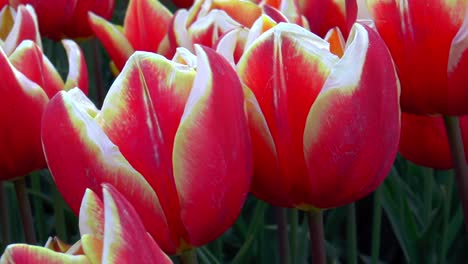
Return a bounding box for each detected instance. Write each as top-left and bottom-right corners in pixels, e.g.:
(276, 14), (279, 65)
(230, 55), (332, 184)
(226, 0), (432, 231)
(368, 0), (467, 115)
(64, 0), (115, 38)
(79, 189), (104, 239)
(303, 23), (400, 208)
(88, 12), (135, 71)
(123, 0), (172, 52)
(2, 5), (41, 55)
(173, 45), (252, 245)
(0, 47), (48, 180)
(62, 39), (89, 94)
(41, 88), (176, 253)
(101, 184), (172, 264)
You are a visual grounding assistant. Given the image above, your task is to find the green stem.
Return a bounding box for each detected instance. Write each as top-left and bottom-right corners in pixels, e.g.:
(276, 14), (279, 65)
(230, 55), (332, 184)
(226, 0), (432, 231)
(180, 248), (199, 264)
(441, 172), (454, 260)
(423, 167), (434, 222)
(275, 207), (291, 264)
(53, 187), (67, 242)
(0, 181), (10, 247)
(371, 187), (382, 264)
(443, 116), (468, 234)
(289, 209), (298, 264)
(346, 203), (357, 264)
(13, 178), (36, 244)
(92, 38), (105, 106)
(31, 173), (46, 243)
(307, 209), (326, 264)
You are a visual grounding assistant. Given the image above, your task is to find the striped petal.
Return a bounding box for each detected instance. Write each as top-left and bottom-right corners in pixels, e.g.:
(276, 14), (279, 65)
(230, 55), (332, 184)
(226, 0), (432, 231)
(79, 189), (104, 239)
(367, 0), (468, 115)
(303, 23), (400, 209)
(0, 6), (14, 40)
(0, 244), (89, 264)
(173, 45), (251, 246)
(215, 27), (248, 65)
(63, 39), (89, 94)
(41, 88), (175, 253)
(188, 9), (241, 49)
(262, 0), (303, 25)
(63, 0), (115, 38)
(399, 113), (468, 170)
(123, 0), (172, 52)
(81, 235), (102, 264)
(96, 52), (196, 249)
(298, 0), (357, 38)
(88, 12), (134, 71)
(0, 47), (48, 180)
(2, 5), (41, 55)
(212, 0), (262, 27)
(237, 23), (337, 207)
(8, 40), (64, 98)
(101, 184), (172, 264)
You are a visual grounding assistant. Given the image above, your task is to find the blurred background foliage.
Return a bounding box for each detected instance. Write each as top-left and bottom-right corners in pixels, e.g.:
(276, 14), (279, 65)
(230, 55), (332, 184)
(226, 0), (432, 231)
(1, 0), (467, 263)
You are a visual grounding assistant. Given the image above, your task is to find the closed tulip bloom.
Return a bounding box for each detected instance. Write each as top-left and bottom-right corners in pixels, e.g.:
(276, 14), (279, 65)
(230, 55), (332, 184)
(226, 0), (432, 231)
(41, 45), (252, 254)
(0, 184), (172, 264)
(238, 23), (400, 209)
(9, 0), (115, 39)
(367, 0), (468, 115)
(399, 113), (468, 170)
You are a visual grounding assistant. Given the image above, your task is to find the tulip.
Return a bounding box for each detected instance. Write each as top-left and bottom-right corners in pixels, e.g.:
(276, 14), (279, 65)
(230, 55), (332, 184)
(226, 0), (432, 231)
(238, 22), (400, 209)
(366, 0), (468, 115)
(297, 0), (357, 38)
(399, 113), (468, 170)
(88, 0), (172, 72)
(1, 38), (87, 181)
(9, 0), (115, 40)
(172, 0), (193, 8)
(41, 45), (252, 254)
(0, 184), (172, 264)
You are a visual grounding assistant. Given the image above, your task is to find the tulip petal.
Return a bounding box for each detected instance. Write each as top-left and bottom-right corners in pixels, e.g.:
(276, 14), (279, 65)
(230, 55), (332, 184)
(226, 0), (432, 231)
(303, 23), (400, 209)
(448, 7), (468, 115)
(188, 10), (241, 48)
(367, 0), (467, 115)
(64, 0), (115, 38)
(0, 48), (48, 180)
(81, 235), (102, 264)
(324, 27), (346, 57)
(79, 189), (104, 239)
(238, 23), (337, 207)
(398, 113), (466, 170)
(123, 0), (172, 52)
(88, 12), (135, 71)
(215, 27), (248, 65)
(41, 88), (175, 253)
(212, 0), (262, 27)
(97, 52), (196, 248)
(63, 39), (89, 94)
(0, 6), (14, 40)
(298, 0), (357, 38)
(0, 244), (89, 264)
(173, 45), (251, 245)
(169, 10), (193, 52)
(101, 184), (172, 264)
(8, 40), (64, 98)
(2, 5), (41, 55)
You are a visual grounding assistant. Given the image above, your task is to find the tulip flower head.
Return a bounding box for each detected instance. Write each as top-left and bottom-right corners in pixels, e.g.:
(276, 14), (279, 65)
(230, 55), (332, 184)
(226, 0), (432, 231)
(238, 22), (400, 209)
(0, 184), (173, 264)
(9, 0), (115, 39)
(367, 0), (468, 115)
(41, 45), (252, 254)
(0, 4), (88, 181)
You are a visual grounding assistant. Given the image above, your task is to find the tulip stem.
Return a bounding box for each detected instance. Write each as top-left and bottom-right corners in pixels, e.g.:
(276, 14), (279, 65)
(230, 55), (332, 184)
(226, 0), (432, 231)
(13, 178), (36, 244)
(307, 209), (326, 264)
(443, 116), (468, 234)
(0, 181), (10, 247)
(346, 203), (357, 264)
(180, 248), (199, 264)
(289, 209), (298, 264)
(423, 167), (434, 222)
(275, 207), (291, 264)
(371, 187), (382, 264)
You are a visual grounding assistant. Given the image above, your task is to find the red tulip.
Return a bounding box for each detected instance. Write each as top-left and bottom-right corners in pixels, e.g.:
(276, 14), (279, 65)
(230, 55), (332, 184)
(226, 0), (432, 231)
(89, 0), (172, 72)
(399, 113), (468, 170)
(0, 5), (88, 181)
(0, 184), (172, 264)
(41, 45), (252, 254)
(238, 22), (400, 209)
(172, 0), (193, 8)
(9, 0), (115, 39)
(297, 0), (357, 38)
(367, 0), (468, 115)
